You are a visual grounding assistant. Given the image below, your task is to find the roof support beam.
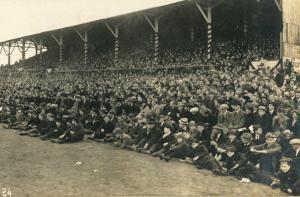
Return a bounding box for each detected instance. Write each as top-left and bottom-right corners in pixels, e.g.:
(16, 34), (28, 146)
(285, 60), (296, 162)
(8, 42), (11, 66)
(39, 38), (43, 67)
(194, 1), (220, 60)
(105, 23), (119, 66)
(105, 23), (119, 38)
(74, 29), (88, 42)
(50, 33), (63, 46)
(194, 1), (223, 23)
(22, 39), (26, 61)
(50, 33), (63, 67)
(31, 38), (47, 51)
(274, 0), (282, 12)
(144, 14), (159, 33)
(2, 41), (17, 66)
(195, 2), (209, 23)
(74, 29), (88, 66)
(144, 14), (159, 64)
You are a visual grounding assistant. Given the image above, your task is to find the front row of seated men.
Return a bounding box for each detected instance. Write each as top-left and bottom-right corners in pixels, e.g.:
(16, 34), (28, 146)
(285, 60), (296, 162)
(1, 103), (300, 195)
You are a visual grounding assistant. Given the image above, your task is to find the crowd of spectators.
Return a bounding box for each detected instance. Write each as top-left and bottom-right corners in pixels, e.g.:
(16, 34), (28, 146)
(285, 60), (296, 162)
(3, 34), (279, 72)
(0, 63), (299, 195)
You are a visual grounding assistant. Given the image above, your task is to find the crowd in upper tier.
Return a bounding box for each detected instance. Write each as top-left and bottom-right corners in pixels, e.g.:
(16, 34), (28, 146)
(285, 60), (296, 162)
(0, 61), (299, 195)
(6, 35), (279, 71)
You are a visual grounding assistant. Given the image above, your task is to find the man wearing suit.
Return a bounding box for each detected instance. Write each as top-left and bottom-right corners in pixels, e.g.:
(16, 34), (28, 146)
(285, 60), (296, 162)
(229, 99), (245, 131)
(216, 104), (231, 130)
(267, 103), (277, 119)
(51, 116), (85, 144)
(253, 106), (272, 135)
(283, 139), (300, 170)
(250, 133), (282, 174)
(191, 141), (225, 175)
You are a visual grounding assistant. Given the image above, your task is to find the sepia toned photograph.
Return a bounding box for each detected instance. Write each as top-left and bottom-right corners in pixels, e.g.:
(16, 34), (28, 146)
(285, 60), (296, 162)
(0, 0), (300, 196)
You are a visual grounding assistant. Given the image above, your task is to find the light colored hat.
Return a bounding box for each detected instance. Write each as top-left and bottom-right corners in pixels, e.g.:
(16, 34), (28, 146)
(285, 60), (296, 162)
(289, 138), (300, 145)
(280, 156), (292, 163)
(258, 106), (266, 111)
(179, 118), (189, 125)
(219, 104), (229, 110)
(241, 132), (253, 140)
(190, 107), (199, 113)
(266, 132), (277, 138)
(190, 120), (196, 125)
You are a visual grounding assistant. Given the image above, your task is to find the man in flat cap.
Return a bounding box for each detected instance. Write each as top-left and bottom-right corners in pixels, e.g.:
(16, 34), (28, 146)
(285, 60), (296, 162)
(189, 107), (202, 125)
(229, 98), (246, 132)
(191, 141), (226, 175)
(218, 145), (248, 177)
(139, 117), (163, 154)
(152, 125), (176, 157)
(283, 138), (300, 170)
(272, 108), (289, 134)
(250, 132), (282, 174)
(216, 104), (231, 130)
(159, 132), (192, 162)
(89, 115), (115, 142)
(40, 115), (68, 140)
(219, 129), (242, 152)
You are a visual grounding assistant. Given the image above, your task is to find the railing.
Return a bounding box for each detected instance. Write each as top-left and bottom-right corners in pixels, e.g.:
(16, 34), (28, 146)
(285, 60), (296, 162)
(250, 59), (280, 70)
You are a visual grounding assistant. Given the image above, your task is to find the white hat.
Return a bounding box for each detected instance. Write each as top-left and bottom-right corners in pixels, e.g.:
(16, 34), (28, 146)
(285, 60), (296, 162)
(289, 139), (300, 145)
(179, 118), (189, 125)
(190, 107), (199, 113)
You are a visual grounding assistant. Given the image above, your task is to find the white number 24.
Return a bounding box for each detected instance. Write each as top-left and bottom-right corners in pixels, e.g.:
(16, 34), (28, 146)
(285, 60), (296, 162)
(2, 188), (12, 197)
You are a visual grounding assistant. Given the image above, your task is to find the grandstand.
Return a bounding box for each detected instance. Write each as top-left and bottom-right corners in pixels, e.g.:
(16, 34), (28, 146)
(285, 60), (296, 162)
(1, 0), (300, 196)
(0, 0), (287, 72)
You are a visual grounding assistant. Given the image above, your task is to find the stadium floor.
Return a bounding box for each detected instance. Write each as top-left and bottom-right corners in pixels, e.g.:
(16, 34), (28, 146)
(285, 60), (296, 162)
(0, 125), (286, 197)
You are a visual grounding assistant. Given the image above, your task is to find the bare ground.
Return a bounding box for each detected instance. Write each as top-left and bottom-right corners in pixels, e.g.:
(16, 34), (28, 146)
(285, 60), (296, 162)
(0, 125), (287, 197)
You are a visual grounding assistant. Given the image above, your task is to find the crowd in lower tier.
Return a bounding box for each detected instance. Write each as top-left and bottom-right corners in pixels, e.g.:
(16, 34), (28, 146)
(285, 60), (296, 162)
(0, 66), (299, 195)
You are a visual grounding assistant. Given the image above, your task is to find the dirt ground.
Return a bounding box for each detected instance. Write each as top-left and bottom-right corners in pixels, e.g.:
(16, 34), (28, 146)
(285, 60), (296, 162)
(0, 125), (286, 197)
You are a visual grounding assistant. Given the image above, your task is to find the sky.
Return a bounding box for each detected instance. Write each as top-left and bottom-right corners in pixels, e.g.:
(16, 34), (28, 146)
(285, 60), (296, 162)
(0, 0), (182, 66)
